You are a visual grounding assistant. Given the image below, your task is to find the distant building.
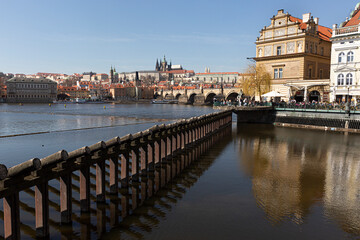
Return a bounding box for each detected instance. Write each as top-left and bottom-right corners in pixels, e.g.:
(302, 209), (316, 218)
(330, 3), (360, 102)
(57, 86), (90, 99)
(110, 85), (154, 100)
(155, 56), (184, 72)
(6, 77), (57, 103)
(118, 71), (160, 82)
(81, 72), (96, 81)
(193, 72), (240, 84)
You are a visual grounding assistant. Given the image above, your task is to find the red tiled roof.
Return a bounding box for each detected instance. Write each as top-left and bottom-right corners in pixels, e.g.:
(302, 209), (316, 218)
(288, 16), (332, 41)
(343, 9), (360, 27)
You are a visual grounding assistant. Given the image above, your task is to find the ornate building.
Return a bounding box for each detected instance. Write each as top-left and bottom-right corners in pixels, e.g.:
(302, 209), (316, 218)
(254, 9), (332, 102)
(6, 77), (57, 103)
(330, 3), (360, 102)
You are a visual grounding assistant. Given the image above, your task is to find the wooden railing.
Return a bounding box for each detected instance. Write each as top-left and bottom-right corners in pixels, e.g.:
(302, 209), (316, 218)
(0, 110), (232, 239)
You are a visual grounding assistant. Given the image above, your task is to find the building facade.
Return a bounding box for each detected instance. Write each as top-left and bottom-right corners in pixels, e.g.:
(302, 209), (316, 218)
(330, 3), (360, 102)
(6, 77), (57, 103)
(193, 72), (240, 84)
(254, 9), (332, 102)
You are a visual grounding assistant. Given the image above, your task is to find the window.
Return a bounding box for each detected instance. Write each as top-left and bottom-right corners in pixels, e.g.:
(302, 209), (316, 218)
(319, 69), (323, 79)
(347, 51), (354, 62)
(310, 43), (313, 53)
(338, 52), (345, 63)
(274, 69), (279, 79)
(277, 46), (281, 55)
(321, 47), (324, 56)
(337, 74), (344, 85)
(308, 68), (312, 79)
(279, 68), (283, 78)
(346, 73), (353, 85)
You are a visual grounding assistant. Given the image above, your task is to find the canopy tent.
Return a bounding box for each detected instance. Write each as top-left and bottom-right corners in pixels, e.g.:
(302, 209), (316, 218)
(261, 91), (285, 97)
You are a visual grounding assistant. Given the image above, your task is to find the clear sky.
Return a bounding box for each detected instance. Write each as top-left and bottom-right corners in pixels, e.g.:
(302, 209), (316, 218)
(0, 0), (358, 74)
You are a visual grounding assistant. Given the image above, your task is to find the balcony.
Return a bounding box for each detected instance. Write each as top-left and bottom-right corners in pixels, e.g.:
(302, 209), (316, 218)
(333, 25), (360, 37)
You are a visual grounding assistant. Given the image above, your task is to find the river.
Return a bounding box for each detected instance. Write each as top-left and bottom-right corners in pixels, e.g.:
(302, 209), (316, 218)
(0, 103), (359, 239)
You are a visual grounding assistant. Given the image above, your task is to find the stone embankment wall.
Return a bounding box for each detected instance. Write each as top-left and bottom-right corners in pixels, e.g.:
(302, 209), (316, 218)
(231, 106), (360, 133)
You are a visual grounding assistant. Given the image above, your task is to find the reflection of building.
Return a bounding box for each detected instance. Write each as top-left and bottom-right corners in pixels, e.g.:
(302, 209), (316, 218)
(237, 125), (360, 235)
(254, 9), (332, 102)
(324, 148), (360, 235)
(330, 3), (360, 102)
(6, 77), (57, 103)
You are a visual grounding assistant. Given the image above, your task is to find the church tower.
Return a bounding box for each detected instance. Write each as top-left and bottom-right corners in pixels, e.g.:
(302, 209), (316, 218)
(155, 59), (160, 71)
(110, 66), (114, 83)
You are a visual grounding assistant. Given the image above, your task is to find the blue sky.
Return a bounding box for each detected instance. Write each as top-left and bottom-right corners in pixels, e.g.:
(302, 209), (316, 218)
(0, 0), (358, 74)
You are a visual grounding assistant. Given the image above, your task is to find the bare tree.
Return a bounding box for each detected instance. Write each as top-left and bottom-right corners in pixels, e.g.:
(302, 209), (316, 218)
(241, 63), (271, 99)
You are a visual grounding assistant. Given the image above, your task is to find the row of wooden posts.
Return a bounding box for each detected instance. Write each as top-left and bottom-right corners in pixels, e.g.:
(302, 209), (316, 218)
(0, 110), (233, 239)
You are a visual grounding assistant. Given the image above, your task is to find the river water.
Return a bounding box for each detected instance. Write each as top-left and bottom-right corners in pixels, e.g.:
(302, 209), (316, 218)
(0, 103), (360, 239)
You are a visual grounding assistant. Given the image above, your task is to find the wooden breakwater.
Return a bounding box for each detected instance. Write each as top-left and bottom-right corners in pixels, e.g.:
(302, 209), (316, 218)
(0, 110), (232, 239)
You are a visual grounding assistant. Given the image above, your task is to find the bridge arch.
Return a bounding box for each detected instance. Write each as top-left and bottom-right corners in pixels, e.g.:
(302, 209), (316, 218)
(175, 93), (182, 100)
(226, 92), (239, 102)
(205, 92), (217, 104)
(188, 93), (197, 104)
(164, 93), (174, 100)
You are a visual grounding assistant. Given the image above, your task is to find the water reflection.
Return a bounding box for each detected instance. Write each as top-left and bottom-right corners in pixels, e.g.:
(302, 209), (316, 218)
(237, 125), (360, 235)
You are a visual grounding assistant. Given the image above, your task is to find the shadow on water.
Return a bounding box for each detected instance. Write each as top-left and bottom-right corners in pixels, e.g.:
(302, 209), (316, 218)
(101, 126), (233, 239)
(0, 126), (232, 240)
(236, 124), (360, 237)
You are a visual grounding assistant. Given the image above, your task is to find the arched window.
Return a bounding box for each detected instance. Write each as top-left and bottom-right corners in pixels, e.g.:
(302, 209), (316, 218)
(347, 51), (354, 62)
(337, 74), (344, 85)
(338, 52), (345, 63)
(346, 73), (353, 85)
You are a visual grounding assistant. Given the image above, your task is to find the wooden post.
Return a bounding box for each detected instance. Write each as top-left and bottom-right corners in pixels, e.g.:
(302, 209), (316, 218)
(131, 184), (139, 210)
(80, 166), (90, 212)
(131, 149), (140, 182)
(96, 159), (106, 202)
(109, 156), (119, 195)
(161, 138), (167, 162)
(35, 182), (49, 238)
(167, 135), (172, 159)
(60, 174), (72, 224)
(154, 140), (160, 165)
(172, 134), (177, 154)
(141, 179), (147, 205)
(110, 200), (119, 227)
(3, 193), (20, 240)
(121, 152), (130, 188)
(148, 143), (154, 171)
(96, 204), (106, 236)
(121, 188), (130, 218)
(140, 146), (148, 176)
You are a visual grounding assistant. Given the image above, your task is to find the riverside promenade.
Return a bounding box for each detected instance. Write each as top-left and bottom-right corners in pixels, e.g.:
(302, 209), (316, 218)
(0, 110), (232, 239)
(215, 105), (360, 133)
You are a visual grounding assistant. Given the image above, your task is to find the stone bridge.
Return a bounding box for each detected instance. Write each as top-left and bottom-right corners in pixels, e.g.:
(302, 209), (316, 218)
(155, 88), (242, 105)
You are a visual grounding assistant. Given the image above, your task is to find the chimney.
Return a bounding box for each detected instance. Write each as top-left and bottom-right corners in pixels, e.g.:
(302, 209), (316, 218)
(302, 13), (311, 23)
(314, 17), (319, 25)
(277, 9), (284, 15)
